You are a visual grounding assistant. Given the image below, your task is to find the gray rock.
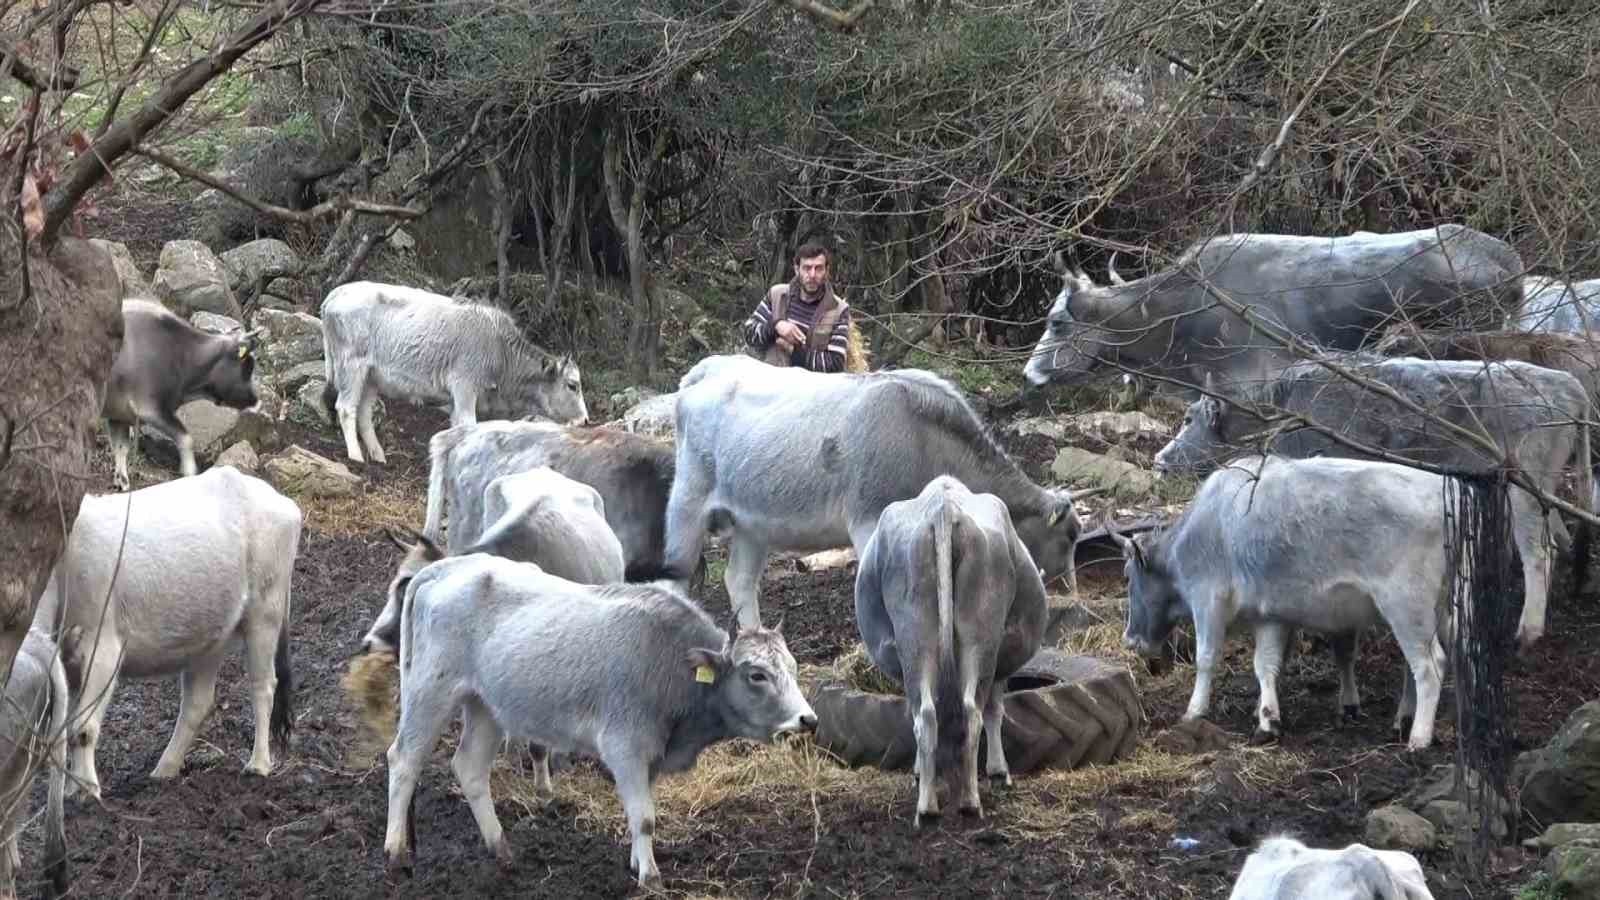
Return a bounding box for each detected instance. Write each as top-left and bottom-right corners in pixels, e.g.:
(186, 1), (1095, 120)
(89, 239), (155, 300)
(219, 239), (303, 292)
(1364, 805), (1438, 851)
(617, 392), (676, 440)
(154, 240), (240, 318)
(294, 379), (335, 427)
(1525, 822), (1600, 850)
(1050, 447), (1157, 498)
(215, 441), (260, 475)
(262, 445), (362, 499)
(251, 309), (323, 373)
(191, 311), (243, 336)
(1420, 799), (1509, 842)
(274, 360), (327, 395)
(1546, 843), (1600, 898)
(1005, 417), (1071, 443)
(1521, 700), (1600, 828)
(1063, 411), (1172, 443)
(139, 400), (278, 468)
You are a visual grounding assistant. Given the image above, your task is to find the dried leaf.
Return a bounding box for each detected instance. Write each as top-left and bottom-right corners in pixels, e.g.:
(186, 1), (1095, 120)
(20, 174), (44, 239)
(66, 130), (90, 155)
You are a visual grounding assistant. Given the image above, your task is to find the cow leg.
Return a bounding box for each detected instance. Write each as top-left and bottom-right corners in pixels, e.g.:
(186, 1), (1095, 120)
(1183, 606), (1227, 723)
(724, 534), (769, 632)
(1250, 622), (1291, 743)
(911, 669), (939, 827)
(334, 364), (369, 463)
(982, 683), (1010, 787)
(242, 608), (284, 776)
(151, 653), (222, 779)
(352, 375), (386, 465)
(1397, 636), (1446, 751)
(148, 407), (197, 478)
(1329, 631), (1362, 722)
(107, 421), (134, 491)
(67, 640), (122, 801)
(383, 683), (457, 872)
(453, 699), (512, 867)
(955, 668), (985, 817)
(1510, 489), (1551, 652)
(602, 749), (661, 890)
(528, 744), (554, 798)
(447, 382), (479, 430)
(662, 456), (713, 591)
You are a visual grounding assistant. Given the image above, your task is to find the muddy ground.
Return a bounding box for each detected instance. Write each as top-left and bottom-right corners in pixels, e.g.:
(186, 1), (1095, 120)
(14, 398), (1594, 899)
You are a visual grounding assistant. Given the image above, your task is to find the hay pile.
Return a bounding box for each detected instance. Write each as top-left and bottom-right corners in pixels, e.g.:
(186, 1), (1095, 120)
(341, 650), (399, 752)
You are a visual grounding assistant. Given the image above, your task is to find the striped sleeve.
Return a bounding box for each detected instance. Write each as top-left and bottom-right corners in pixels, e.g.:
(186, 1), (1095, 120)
(806, 306), (851, 373)
(743, 296), (777, 348)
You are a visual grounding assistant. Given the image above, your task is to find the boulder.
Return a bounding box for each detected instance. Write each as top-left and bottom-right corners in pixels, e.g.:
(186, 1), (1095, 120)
(154, 240), (240, 318)
(140, 401), (279, 468)
(252, 309), (324, 374)
(1546, 844), (1600, 898)
(216, 441), (260, 475)
(274, 360), (327, 396)
(293, 379), (335, 427)
(1364, 805), (1438, 851)
(220, 239), (303, 291)
(1050, 447), (1157, 498)
(1152, 719), (1231, 755)
(1420, 800), (1509, 842)
(617, 392), (676, 440)
(262, 445), (362, 499)
(1521, 700), (1600, 828)
(1525, 822), (1600, 850)
(190, 311), (243, 336)
(1004, 417), (1071, 443)
(1063, 411), (1172, 443)
(795, 548), (855, 573)
(89, 239), (155, 300)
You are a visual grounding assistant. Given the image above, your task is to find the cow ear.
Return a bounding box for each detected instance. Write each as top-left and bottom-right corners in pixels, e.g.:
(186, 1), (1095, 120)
(686, 647), (726, 684)
(542, 357), (559, 376)
(771, 615), (784, 636)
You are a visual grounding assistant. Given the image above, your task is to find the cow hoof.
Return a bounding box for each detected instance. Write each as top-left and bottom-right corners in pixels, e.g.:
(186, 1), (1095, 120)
(638, 873), (665, 894)
(914, 808), (940, 829)
(385, 850), (413, 877)
(1249, 727), (1279, 746)
(1341, 705), (1364, 724)
(988, 771), (1013, 790)
(243, 760), (272, 777)
(149, 762), (182, 780)
(958, 803), (983, 819)
(494, 840), (516, 869)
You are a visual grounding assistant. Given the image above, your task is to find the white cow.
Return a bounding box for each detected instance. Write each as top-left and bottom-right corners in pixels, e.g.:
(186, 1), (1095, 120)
(319, 281), (587, 464)
(1229, 836), (1434, 899)
(0, 628), (70, 900)
(36, 466), (300, 798)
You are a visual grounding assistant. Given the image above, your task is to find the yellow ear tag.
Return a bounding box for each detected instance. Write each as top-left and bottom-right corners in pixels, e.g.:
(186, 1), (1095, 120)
(694, 664), (716, 684)
(237, 344), (249, 360)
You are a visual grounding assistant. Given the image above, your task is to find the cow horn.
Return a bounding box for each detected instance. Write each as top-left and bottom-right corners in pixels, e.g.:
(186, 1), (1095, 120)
(240, 327), (265, 341)
(1052, 251), (1069, 275)
(1108, 253), (1127, 286)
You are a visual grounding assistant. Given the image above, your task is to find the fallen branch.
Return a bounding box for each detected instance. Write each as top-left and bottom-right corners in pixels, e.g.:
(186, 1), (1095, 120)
(132, 146), (423, 223)
(776, 0), (874, 30)
(0, 41), (79, 92)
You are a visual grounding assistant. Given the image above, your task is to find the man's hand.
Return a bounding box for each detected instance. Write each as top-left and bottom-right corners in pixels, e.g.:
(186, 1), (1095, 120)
(774, 320), (805, 344)
(776, 336), (797, 354)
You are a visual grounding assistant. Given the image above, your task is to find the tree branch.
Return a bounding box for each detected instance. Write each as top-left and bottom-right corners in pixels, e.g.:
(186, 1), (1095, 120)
(132, 146), (424, 223)
(39, 0), (327, 246)
(776, 0), (874, 31)
(0, 40), (80, 92)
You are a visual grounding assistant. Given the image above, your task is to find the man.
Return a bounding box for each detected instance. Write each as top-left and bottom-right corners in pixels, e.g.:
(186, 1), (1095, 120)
(743, 242), (853, 373)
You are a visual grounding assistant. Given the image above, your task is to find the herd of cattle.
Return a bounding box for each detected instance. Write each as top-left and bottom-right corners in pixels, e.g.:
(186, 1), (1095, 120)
(5, 223), (1594, 897)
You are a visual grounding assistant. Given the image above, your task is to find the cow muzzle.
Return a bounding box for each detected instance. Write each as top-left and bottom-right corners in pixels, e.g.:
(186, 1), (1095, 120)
(774, 709), (819, 739)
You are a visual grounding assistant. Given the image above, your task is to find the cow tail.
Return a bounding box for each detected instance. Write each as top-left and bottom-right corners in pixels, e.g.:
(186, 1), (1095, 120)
(320, 317), (338, 424)
(933, 497), (962, 773)
(270, 617), (294, 757)
(422, 427), (462, 542)
(43, 648), (69, 899)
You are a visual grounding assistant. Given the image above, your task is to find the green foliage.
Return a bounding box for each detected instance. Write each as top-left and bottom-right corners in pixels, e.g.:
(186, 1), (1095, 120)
(1517, 871), (1568, 900)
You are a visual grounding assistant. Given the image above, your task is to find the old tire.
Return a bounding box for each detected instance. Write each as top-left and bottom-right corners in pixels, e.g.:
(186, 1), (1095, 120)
(809, 648), (1145, 773)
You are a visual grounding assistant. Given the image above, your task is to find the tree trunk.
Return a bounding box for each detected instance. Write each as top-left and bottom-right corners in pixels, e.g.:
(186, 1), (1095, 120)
(0, 233), (123, 692)
(604, 115), (668, 378)
(489, 162), (512, 304)
(545, 131), (581, 311)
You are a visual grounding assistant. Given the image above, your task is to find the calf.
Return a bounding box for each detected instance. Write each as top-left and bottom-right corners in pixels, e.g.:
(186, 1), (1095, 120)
(0, 628), (70, 900)
(382, 555), (816, 889)
(362, 465), (626, 652)
(1153, 355), (1593, 650)
(36, 466), (300, 798)
(1228, 836), (1434, 900)
(319, 281), (587, 464)
(854, 476), (1047, 825)
(1115, 455), (1454, 749)
(102, 299), (261, 491)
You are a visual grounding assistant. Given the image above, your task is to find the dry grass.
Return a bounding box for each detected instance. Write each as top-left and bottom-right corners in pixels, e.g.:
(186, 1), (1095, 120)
(825, 643), (903, 695)
(340, 650), (399, 760)
(299, 478), (427, 538)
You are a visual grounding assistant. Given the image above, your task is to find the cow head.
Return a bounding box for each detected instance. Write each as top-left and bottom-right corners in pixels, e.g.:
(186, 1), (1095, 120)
(204, 330), (262, 409)
(1153, 374), (1231, 475)
(362, 526), (446, 653)
(1024, 254), (1138, 390)
(1011, 490), (1081, 589)
(1113, 525), (1182, 657)
(687, 622), (817, 741)
(500, 354), (589, 425)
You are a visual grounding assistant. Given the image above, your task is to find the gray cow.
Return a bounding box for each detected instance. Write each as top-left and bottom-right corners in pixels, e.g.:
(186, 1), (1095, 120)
(1228, 836), (1434, 900)
(1510, 275), (1600, 334)
(1116, 455), (1455, 749)
(854, 476), (1047, 825)
(0, 627), (70, 900)
(381, 554), (816, 889)
(319, 281), (588, 464)
(421, 419), (689, 578)
(1023, 225), (1524, 397)
(361, 465), (626, 653)
(1152, 354), (1592, 650)
(664, 355), (1081, 630)
(36, 466), (299, 798)
(102, 299), (262, 491)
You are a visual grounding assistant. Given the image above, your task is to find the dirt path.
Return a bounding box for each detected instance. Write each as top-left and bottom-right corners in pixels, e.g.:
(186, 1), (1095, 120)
(17, 404), (1592, 898)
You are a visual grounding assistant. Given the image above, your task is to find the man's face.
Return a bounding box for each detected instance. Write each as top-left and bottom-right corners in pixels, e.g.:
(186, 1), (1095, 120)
(795, 253), (828, 294)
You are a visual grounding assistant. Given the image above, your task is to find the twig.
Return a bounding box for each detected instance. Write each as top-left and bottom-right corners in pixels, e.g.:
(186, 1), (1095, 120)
(0, 39), (79, 91)
(776, 0), (874, 30)
(133, 146), (422, 223)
